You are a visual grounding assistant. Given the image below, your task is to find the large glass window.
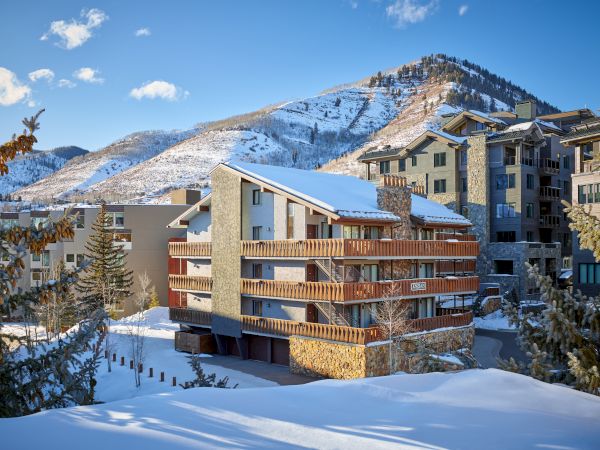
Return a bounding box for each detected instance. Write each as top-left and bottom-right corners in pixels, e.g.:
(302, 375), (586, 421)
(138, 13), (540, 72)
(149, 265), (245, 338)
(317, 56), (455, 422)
(398, 159), (406, 172)
(526, 203), (534, 218)
(252, 300), (263, 316)
(496, 203), (516, 218)
(433, 152), (446, 167)
(579, 263), (600, 284)
(496, 174), (515, 190)
(252, 263), (262, 279)
(343, 225), (360, 239)
(379, 160), (390, 174)
(526, 174), (535, 189)
(252, 226), (262, 241)
(433, 179), (446, 193)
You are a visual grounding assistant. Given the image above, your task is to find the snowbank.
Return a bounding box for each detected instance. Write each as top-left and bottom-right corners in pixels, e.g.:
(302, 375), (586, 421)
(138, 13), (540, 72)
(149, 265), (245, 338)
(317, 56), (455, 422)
(2, 369), (599, 449)
(474, 310), (516, 331)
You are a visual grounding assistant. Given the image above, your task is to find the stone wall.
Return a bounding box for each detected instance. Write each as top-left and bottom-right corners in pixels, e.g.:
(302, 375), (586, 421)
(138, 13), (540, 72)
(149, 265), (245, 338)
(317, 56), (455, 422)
(289, 325), (475, 379)
(376, 177), (412, 240)
(428, 192), (460, 214)
(480, 296), (502, 315)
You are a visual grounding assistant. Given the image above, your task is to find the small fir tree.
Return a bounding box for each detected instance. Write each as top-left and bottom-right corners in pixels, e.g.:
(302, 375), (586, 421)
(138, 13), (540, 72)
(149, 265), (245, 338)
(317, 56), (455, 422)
(76, 203), (133, 316)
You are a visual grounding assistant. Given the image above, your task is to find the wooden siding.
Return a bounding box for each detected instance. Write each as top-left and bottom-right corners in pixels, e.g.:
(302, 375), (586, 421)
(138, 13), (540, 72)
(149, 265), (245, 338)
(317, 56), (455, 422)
(169, 274), (212, 292)
(169, 241), (212, 257)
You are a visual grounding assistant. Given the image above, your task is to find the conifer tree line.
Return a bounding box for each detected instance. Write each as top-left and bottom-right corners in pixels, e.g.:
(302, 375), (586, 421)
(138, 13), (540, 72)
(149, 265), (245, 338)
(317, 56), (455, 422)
(499, 202), (600, 396)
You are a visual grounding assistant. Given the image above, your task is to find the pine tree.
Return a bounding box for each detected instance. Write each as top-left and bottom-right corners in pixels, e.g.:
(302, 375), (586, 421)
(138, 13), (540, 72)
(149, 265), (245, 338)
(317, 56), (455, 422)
(0, 111), (105, 417)
(76, 203), (133, 316)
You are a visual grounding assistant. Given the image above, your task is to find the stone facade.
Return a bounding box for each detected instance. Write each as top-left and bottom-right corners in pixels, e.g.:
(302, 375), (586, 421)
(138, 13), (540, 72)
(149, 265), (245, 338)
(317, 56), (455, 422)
(480, 296), (502, 315)
(376, 176), (412, 240)
(289, 325), (474, 379)
(211, 167), (243, 338)
(428, 191), (460, 214)
(466, 135), (490, 274)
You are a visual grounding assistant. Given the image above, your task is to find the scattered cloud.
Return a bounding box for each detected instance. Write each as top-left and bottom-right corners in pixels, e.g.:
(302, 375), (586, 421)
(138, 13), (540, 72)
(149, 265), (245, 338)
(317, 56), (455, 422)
(73, 67), (104, 84)
(135, 28), (151, 37)
(129, 81), (188, 101)
(58, 79), (76, 89)
(27, 100), (37, 108)
(28, 68), (55, 83)
(386, 0), (438, 28)
(348, 0), (359, 9)
(458, 4), (469, 16)
(0, 68), (32, 106)
(41, 8), (108, 49)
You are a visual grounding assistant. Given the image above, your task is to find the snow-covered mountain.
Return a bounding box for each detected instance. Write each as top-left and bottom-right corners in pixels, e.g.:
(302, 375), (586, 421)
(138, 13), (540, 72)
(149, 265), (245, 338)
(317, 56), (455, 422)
(14, 54), (559, 202)
(0, 146), (88, 197)
(15, 129), (198, 202)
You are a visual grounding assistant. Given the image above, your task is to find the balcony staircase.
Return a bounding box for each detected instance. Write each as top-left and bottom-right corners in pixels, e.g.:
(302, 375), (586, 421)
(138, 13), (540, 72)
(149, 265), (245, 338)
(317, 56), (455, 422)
(312, 258), (343, 282)
(312, 301), (351, 327)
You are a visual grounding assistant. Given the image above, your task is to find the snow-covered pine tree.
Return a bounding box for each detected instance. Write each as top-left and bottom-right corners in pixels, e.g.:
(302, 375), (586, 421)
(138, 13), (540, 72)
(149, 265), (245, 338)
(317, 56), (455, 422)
(0, 111), (105, 417)
(76, 203), (133, 317)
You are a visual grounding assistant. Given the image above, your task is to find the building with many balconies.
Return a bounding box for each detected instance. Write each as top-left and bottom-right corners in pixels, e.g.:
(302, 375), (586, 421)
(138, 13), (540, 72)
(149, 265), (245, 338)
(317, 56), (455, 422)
(561, 117), (600, 296)
(166, 162), (488, 378)
(359, 101), (594, 301)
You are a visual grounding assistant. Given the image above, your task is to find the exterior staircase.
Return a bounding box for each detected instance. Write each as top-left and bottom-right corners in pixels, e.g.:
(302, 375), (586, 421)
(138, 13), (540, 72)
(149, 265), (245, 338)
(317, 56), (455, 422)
(312, 301), (351, 326)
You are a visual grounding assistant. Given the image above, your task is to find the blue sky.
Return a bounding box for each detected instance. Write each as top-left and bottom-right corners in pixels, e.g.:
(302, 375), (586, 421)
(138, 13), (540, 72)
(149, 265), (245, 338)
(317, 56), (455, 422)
(1, 0), (599, 150)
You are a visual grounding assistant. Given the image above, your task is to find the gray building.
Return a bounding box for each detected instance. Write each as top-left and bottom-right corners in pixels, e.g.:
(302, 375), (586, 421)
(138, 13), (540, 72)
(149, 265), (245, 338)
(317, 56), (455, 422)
(560, 118), (600, 297)
(359, 101), (592, 301)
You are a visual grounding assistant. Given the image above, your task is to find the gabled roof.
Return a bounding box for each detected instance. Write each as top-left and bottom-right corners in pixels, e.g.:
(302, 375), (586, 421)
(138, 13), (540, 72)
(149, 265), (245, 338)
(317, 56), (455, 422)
(486, 121), (546, 144)
(169, 162), (471, 228)
(560, 118), (600, 144)
(441, 110), (507, 132)
(167, 193), (212, 228)
(405, 129), (467, 152)
(538, 108), (596, 121)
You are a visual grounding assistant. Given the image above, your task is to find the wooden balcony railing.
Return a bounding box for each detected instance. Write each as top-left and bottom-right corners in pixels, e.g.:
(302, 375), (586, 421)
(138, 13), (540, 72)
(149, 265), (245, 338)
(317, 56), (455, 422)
(410, 311), (473, 332)
(241, 276), (479, 302)
(240, 239), (479, 259)
(241, 315), (381, 345)
(168, 309), (473, 344)
(169, 274), (212, 292)
(435, 232), (477, 242)
(436, 260), (476, 273)
(169, 241), (212, 257)
(169, 307), (211, 326)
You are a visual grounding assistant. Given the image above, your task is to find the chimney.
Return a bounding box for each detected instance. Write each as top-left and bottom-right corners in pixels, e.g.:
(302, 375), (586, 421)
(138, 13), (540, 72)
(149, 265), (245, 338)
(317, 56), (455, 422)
(170, 189), (201, 205)
(515, 100), (537, 120)
(376, 175), (412, 240)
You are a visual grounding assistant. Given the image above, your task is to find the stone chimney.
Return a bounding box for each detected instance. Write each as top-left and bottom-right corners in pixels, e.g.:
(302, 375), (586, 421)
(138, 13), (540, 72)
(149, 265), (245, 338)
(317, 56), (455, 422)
(515, 100), (537, 120)
(376, 174), (412, 240)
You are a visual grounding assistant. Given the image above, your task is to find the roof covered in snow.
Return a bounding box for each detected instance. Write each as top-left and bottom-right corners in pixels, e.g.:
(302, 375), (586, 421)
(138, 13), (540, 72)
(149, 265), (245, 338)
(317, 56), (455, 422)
(227, 162), (471, 226)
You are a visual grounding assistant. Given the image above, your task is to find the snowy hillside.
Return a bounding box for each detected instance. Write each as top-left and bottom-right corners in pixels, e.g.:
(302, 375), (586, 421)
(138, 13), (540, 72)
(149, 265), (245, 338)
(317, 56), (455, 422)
(15, 129), (198, 202)
(3, 368), (599, 449)
(0, 146), (88, 196)
(14, 54), (560, 202)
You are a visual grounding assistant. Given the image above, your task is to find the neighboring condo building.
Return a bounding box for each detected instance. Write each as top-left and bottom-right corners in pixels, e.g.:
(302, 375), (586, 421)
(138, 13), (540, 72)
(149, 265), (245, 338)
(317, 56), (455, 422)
(166, 162), (490, 376)
(560, 117), (600, 296)
(2, 198), (193, 317)
(359, 101), (595, 301)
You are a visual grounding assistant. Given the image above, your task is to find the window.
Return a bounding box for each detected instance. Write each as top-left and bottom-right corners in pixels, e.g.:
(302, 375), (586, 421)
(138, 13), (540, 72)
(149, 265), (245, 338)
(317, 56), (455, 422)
(495, 260), (514, 275)
(461, 177), (467, 193)
(411, 155), (417, 167)
(578, 185), (586, 204)
(1, 219), (18, 229)
(526, 174), (535, 189)
(66, 254), (75, 263)
(526, 203), (534, 219)
(475, 121), (486, 131)
(579, 263), (600, 284)
(108, 212), (125, 228)
(252, 263), (262, 279)
(460, 150), (468, 166)
(433, 179), (446, 194)
(526, 231), (534, 242)
(31, 217), (47, 228)
(563, 155), (570, 169)
(252, 189), (261, 205)
(252, 300), (263, 316)
(398, 159), (406, 172)
(496, 203), (516, 218)
(433, 152), (446, 167)
(75, 214), (85, 229)
(31, 270), (42, 284)
(379, 160), (390, 174)
(496, 174), (516, 190)
(496, 231), (516, 242)
(420, 229), (434, 240)
(252, 226), (262, 241)
(363, 226), (380, 239)
(286, 202), (294, 239)
(362, 264), (379, 282)
(76, 254), (84, 267)
(564, 180), (570, 195)
(343, 225), (360, 239)
(563, 233), (571, 248)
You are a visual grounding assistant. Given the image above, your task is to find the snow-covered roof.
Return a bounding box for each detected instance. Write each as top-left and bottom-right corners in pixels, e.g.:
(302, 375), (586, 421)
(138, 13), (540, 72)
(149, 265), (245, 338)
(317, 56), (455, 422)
(426, 129), (468, 144)
(227, 162), (470, 226)
(467, 110), (507, 125)
(227, 162), (399, 221)
(410, 193), (471, 226)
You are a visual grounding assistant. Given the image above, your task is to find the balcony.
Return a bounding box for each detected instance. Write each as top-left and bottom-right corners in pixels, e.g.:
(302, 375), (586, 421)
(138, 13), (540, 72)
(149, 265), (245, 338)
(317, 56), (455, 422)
(539, 158), (560, 175)
(240, 276), (479, 303)
(168, 308), (473, 344)
(539, 186), (561, 201)
(540, 215), (560, 227)
(240, 239), (479, 259)
(169, 274), (212, 292)
(169, 241), (212, 258)
(169, 307), (211, 326)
